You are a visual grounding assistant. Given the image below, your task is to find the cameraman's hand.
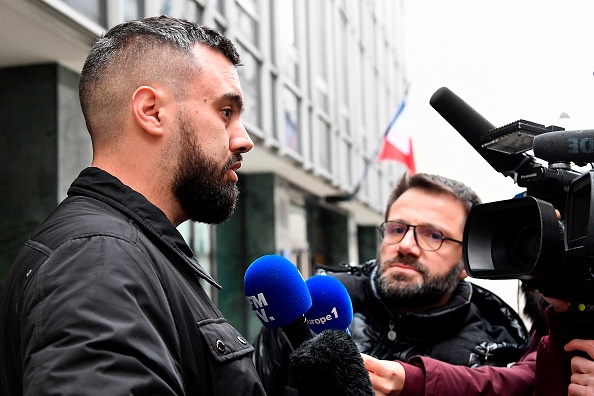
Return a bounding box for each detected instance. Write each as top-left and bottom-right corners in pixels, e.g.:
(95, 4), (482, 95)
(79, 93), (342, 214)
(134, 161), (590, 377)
(565, 339), (594, 396)
(361, 353), (405, 396)
(540, 294), (569, 312)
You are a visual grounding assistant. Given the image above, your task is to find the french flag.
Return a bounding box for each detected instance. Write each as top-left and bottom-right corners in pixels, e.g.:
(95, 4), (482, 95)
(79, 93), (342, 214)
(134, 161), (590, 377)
(378, 96), (416, 175)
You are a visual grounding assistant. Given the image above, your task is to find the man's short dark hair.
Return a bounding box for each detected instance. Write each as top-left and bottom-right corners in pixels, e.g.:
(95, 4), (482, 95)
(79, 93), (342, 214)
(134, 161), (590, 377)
(79, 15), (240, 147)
(385, 173), (482, 221)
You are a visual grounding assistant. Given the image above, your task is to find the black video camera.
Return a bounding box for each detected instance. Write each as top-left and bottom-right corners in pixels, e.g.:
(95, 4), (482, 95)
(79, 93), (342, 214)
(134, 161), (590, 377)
(430, 87), (594, 304)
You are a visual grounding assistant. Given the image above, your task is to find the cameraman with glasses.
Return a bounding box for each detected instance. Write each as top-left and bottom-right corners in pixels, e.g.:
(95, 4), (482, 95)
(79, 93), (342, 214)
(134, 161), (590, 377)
(252, 173), (530, 396)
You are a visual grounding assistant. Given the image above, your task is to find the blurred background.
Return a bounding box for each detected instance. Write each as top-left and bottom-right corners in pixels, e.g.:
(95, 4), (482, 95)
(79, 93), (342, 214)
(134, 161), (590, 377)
(2, 0), (593, 339)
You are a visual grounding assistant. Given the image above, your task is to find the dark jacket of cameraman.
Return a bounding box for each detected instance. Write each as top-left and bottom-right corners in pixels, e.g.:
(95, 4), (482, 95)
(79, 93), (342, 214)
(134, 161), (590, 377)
(252, 260), (530, 396)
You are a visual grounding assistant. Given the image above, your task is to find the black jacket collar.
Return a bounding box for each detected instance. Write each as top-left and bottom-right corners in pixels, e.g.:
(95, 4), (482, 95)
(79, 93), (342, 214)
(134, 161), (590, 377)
(67, 167), (221, 289)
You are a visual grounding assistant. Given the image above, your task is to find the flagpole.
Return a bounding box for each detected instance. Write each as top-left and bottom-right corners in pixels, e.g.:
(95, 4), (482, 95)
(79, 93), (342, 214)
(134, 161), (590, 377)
(326, 83), (411, 203)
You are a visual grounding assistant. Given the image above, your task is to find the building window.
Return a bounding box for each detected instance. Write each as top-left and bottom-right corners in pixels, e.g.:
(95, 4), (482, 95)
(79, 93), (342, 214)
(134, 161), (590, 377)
(214, 20), (226, 34)
(59, 0), (107, 27)
(346, 143), (353, 186)
(159, 0), (201, 21)
(237, 44), (262, 128)
(311, 0), (329, 111)
(177, 222), (215, 299)
(338, 16), (351, 134)
(313, 84), (329, 114)
(276, 0), (299, 84)
(123, 0), (144, 21)
(214, 0), (225, 15)
(317, 116), (331, 172)
(236, 0), (259, 46)
(288, 202), (311, 278)
(340, 140), (353, 186)
(271, 75), (279, 140)
(359, 46), (367, 128)
(283, 86), (300, 153)
(339, 112), (351, 142)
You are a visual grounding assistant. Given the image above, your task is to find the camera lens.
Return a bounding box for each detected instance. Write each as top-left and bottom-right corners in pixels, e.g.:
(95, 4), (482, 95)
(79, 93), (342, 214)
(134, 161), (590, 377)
(510, 224), (541, 267)
(464, 196), (564, 279)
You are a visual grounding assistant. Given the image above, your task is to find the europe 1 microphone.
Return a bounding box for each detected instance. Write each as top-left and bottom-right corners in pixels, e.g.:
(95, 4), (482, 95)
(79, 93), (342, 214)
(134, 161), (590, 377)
(244, 254), (313, 350)
(304, 274), (353, 334)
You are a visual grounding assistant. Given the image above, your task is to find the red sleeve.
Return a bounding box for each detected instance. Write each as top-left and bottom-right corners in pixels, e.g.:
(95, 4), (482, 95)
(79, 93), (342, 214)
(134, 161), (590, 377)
(397, 307), (577, 396)
(399, 362), (425, 396)
(400, 354), (536, 396)
(534, 307), (573, 396)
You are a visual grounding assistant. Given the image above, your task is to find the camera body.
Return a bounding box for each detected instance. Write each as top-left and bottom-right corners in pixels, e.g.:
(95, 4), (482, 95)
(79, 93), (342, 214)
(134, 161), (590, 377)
(428, 87), (594, 303)
(464, 166), (594, 302)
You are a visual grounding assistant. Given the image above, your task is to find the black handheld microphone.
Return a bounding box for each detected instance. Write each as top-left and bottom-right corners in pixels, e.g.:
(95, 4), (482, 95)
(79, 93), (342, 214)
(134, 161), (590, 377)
(429, 86), (531, 174)
(533, 129), (594, 164)
(244, 254), (314, 350)
(290, 330), (374, 396)
(288, 275), (373, 395)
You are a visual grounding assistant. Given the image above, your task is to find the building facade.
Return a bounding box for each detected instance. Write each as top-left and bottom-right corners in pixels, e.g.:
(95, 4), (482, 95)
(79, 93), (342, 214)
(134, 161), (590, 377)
(0, 0), (408, 340)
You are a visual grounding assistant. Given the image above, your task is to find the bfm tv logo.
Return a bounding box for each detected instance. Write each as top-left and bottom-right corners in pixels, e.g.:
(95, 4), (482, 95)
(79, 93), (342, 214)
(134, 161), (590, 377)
(246, 293), (275, 323)
(247, 292), (341, 325)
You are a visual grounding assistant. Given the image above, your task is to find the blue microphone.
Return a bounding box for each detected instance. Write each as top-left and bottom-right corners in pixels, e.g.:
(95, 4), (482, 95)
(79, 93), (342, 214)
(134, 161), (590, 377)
(305, 274), (353, 334)
(244, 254), (313, 350)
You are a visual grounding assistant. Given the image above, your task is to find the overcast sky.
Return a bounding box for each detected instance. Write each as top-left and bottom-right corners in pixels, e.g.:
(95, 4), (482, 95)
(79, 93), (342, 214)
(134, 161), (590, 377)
(402, 1), (594, 311)
(403, 0), (594, 202)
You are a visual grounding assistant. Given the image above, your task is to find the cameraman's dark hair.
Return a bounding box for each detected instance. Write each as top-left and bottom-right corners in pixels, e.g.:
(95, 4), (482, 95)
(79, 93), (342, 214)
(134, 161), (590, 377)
(79, 15), (240, 147)
(520, 282), (549, 338)
(385, 173), (482, 221)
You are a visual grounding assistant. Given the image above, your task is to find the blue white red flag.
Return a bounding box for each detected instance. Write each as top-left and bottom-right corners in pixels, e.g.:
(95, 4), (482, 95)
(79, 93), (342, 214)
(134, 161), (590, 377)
(378, 96), (416, 175)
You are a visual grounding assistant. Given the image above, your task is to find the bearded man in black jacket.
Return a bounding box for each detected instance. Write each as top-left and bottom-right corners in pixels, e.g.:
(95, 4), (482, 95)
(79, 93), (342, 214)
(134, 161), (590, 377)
(0, 16), (265, 395)
(253, 173), (530, 396)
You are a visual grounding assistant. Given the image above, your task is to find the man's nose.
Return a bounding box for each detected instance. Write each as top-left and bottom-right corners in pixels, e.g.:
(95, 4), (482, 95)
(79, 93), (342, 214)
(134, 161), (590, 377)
(396, 229), (422, 255)
(231, 122), (253, 153)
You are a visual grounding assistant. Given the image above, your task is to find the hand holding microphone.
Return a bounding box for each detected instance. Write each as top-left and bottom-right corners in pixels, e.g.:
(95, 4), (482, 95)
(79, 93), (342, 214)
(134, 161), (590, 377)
(245, 259), (372, 395)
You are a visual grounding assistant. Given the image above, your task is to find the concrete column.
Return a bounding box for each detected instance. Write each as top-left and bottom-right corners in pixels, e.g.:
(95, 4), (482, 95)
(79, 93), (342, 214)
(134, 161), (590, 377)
(0, 63), (89, 292)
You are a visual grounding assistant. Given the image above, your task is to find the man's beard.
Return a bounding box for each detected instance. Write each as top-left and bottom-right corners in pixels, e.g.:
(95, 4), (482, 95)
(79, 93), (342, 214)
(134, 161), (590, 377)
(374, 255), (462, 308)
(172, 112), (241, 224)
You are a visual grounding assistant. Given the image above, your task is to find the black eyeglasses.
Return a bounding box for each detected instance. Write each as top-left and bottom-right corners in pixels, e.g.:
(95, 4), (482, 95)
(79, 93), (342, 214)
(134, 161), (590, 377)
(378, 221), (463, 252)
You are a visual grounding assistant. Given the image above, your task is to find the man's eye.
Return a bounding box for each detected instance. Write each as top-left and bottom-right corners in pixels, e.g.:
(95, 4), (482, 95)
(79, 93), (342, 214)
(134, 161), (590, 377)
(222, 109), (232, 118)
(422, 229), (443, 241)
(388, 226), (406, 235)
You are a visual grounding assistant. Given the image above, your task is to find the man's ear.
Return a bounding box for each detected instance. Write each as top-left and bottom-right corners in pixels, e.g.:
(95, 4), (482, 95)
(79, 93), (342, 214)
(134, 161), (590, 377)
(131, 85), (165, 137)
(459, 266), (468, 280)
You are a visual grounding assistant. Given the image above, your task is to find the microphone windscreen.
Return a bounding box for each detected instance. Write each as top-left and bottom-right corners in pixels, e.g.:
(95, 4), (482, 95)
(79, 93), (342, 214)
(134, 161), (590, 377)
(305, 275), (353, 334)
(533, 129), (594, 164)
(244, 254), (312, 328)
(290, 330), (373, 396)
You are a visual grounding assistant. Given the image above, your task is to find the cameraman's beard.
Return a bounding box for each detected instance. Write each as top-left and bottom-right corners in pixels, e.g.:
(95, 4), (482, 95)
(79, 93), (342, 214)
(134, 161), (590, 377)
(374, 256), (463, 308)
(172, 113), (240, 224)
